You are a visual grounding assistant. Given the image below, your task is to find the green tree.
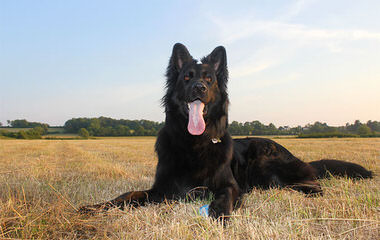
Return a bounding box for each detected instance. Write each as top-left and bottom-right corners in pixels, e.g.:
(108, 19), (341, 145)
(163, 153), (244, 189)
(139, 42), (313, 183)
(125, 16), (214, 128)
(135, 125), (145, 136)
(18, 130), (28, 139)
(8, 119), (50, 129)
(16, 127), (43, 139)
(367, 120), (380, 132)
(33, 126), (45, 135)
(78, 128), (90, 138)
(88, 119), (101, 135)
(357, 125), (371, 135)
(346, 120), (362, 133)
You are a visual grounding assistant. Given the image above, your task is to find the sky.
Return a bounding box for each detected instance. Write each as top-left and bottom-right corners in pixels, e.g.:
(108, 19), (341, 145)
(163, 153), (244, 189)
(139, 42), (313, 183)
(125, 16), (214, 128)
(1, 0), (379, 127)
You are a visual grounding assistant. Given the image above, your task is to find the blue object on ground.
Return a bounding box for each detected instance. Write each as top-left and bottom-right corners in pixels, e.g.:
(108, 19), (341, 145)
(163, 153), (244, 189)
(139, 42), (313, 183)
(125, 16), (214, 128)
(199, 204), (209, 217)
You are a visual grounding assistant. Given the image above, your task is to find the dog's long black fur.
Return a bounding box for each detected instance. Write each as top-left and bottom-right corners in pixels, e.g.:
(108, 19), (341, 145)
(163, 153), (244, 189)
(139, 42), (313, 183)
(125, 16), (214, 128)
(80, 43), (372, 219)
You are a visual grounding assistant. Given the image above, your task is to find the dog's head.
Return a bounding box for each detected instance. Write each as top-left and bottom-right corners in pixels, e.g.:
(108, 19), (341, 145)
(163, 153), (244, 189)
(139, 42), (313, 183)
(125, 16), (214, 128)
(164, 43), (229, 136)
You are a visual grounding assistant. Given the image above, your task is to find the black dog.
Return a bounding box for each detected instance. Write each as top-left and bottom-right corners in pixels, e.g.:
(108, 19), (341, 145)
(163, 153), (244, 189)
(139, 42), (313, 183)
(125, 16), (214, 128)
(80, 43), (372, 218)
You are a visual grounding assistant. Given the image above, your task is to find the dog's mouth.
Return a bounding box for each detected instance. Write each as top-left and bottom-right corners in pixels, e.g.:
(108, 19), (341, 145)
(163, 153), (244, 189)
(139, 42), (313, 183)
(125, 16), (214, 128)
(186, 100), (207, 135)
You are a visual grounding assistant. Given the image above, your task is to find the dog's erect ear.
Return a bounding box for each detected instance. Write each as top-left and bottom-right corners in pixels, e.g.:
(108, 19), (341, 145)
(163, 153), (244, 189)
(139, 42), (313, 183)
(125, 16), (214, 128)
(207, 46), (227, 74)
(171, 43), (192, 72)
(201, 46), (228, 91)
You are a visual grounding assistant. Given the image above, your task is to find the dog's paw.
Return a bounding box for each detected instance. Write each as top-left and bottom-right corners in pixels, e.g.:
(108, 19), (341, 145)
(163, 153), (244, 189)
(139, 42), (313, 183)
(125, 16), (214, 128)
(78, 203), (108, 215)
(208, 200), (232, 222)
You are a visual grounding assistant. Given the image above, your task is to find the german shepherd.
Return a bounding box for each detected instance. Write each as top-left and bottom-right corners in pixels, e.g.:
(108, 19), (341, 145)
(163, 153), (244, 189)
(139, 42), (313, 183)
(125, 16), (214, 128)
(80, 43), (372, 219)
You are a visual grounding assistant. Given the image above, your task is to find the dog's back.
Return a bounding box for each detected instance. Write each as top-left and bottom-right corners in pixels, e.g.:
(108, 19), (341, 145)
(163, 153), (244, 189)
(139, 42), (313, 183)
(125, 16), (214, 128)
(309, 159), (373, 179)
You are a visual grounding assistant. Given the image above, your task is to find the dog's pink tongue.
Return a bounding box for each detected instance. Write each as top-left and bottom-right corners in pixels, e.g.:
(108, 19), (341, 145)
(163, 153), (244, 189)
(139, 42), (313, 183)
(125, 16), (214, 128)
(187, 100), (206, 135)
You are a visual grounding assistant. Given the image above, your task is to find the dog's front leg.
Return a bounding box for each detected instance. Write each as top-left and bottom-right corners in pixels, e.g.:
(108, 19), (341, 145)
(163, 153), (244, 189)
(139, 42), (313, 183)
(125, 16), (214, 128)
(79, 189), (164, 213)
(209, 186), (239, 219)
(208, 167), (240, 220)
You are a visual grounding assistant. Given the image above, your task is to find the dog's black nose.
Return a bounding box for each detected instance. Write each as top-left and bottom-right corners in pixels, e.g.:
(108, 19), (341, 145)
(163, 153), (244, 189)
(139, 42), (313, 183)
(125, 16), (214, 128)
(193, 82), (207, 93)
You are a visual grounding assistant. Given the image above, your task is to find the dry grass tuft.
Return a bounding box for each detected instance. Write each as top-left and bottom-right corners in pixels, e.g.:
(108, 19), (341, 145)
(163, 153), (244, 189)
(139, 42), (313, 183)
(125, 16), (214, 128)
(1, 137), (379, 239)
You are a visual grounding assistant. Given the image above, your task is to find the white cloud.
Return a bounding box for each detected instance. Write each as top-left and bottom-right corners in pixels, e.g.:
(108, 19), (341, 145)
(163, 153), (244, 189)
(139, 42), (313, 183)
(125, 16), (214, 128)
(208, 0), (380, 49)
(212, 16), (380, 45)
(283, 0), (313, 19)
(209, 8), (380, 79)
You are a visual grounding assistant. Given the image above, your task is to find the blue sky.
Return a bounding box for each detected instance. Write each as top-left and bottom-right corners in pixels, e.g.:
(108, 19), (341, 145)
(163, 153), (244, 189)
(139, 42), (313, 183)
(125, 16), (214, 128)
(1, 0), (379, 126)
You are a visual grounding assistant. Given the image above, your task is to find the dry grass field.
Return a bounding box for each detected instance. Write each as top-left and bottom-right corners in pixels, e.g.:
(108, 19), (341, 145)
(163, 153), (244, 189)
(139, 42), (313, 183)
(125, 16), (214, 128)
(0, 137), (379, 239)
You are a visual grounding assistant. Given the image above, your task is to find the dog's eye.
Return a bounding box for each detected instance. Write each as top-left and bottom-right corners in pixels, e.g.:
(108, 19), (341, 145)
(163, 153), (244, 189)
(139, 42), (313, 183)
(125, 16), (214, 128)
(184, 71), (194, 81)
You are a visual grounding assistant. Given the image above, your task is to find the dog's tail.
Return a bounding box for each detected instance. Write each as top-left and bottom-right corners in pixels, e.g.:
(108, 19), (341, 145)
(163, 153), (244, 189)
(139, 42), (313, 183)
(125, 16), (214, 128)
(309, 159), (373, 179)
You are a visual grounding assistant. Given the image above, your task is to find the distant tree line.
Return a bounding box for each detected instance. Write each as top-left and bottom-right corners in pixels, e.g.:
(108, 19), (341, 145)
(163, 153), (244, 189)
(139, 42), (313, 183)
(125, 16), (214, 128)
(7, 119), (50, 130)
(297, 120), (380, 138)
(0, 119), (49, 139)
(0, 126), (48, 139)
(228, 121), (298, 135)
(1, 118), (379, 138)
(63, 117), (379, 137)
(64, 117), (165, 136)
(228, 120), (380, 136)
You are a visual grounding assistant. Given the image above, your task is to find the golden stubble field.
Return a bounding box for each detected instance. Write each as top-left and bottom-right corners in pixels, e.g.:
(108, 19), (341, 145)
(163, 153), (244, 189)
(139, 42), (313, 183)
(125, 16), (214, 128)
(0, 137), (379, 239)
